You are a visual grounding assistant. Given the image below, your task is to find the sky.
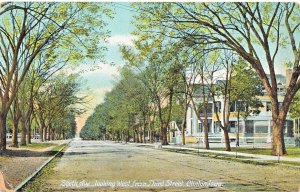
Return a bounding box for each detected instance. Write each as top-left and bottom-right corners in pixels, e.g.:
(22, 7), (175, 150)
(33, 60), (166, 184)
(75, 3), (136, 131)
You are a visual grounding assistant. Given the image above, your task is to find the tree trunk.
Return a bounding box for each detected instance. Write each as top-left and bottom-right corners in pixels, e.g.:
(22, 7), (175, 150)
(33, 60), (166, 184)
(40, 126), (44, 142)
(26, 126), (31, 144)
(127, 129), (129, 143)
(237, 110), (240, 147)
(167, 125), (170, 144)
(143, 123), (146, 143)
(20, 119), (26, 146)
(135, 129), (139, 143)
(181, 121), (186, 145)
(223, 99), (231, 151)
(44, 126), (47, 141)
(26, 119), (31, 144)
(181, 96), (188, 145)
(40, 120), (46, 142)
(148, 120), (153, 143)
(26, 113), (32, 144)
(161, 124), (168, 145)
(212, 95), (231, 151)
(51, 129), (55, 140)
(10, 98), (21, 148)
(47, 126), (51, 141)
(124, 130), (127, 144)
(139, 127), (142, 143)
(149, 128), (153, 143)
(200, 70), (210, 149)
(0, 112), (8, 151)
(223, 128), (231, 151)
(11, 118), (19, 147)
(203, 113), (210, 149)
(148, 110), (156, 144)
(272, 118), (286, 155)
(157, 87), (173, 146)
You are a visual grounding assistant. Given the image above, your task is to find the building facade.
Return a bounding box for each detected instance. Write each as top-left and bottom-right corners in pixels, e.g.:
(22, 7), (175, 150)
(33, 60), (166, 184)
(171, 72), (298, 145)
(185, 95), (295, 145)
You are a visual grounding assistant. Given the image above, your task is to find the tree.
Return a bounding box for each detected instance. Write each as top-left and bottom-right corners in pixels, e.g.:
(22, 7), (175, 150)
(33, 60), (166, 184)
(184, 52), (215, 149)
(80, 104), (108, 140)
(121, 41), (183, 145)
(173, 44), (206, 146)
(120, 46), (159, 143)
(34, 73), (84, 141)
(230, 59), (263, 146)
(0, 2), (111, 151)
(120, 47), (158, 143)
(91, 68), (147, 143)
(206, 50), (236, 151)
(84, 44), (185, 145)
(133, 2), (300, 155)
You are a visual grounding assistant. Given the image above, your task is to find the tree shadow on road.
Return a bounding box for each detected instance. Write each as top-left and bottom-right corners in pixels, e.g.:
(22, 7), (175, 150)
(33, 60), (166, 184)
(0, 149), (59, 157)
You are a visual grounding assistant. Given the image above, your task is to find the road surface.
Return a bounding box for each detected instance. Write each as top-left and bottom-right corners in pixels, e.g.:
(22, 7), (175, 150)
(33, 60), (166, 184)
(42, 139), (300, 191)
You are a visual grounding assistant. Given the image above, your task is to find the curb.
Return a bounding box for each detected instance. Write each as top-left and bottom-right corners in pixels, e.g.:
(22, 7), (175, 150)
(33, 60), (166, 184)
(13, 140), (71, 192)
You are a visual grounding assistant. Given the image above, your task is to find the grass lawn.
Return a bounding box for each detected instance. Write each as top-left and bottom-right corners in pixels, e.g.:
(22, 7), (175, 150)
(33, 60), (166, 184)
(19, 143), (57, 150)
(210, 147), (300, 157)
(22, 146), (66, 192)
(163, 147), (300, 167)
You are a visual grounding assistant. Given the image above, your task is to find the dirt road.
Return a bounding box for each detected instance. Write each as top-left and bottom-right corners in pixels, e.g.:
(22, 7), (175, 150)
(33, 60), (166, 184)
(42, 139), (300, 191)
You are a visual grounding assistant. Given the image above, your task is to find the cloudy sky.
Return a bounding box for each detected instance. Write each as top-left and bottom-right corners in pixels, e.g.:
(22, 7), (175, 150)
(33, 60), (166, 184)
(76, 3), (136, 131)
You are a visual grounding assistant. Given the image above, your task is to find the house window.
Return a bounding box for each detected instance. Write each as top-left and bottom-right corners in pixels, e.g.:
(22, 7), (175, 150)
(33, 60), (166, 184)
(295, 119), (300, 135)
(207, 119), (212, 133)
(228, 121), (236, 133)
(214, 121), (221, 133)
(245, 120), (254, 134)
(199, 103), (213, 117)
(255, 121), (269, 134)
(198, 120), (212, 133)
(284, 120), (293, 137)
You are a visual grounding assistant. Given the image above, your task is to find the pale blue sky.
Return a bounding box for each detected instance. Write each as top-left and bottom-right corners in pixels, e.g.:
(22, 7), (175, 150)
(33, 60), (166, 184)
(105, 3), (135, 62)
(77, 3), (136, 128)
(82, 2), (135, 96)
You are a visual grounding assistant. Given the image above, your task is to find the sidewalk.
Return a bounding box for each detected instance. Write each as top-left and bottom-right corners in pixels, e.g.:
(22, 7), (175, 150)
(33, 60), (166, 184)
(132, 142), (300, 163)
(0, 140), (70, 191)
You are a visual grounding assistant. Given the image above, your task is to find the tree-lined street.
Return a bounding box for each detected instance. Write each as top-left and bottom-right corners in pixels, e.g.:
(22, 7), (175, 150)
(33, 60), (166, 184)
(1, 2), (300, 192)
